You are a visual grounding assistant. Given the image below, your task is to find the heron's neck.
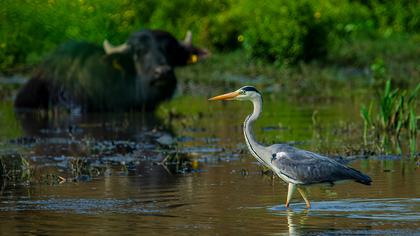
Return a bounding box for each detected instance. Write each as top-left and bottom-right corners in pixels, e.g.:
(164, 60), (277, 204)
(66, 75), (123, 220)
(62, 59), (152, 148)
(243, 96), (267, 157)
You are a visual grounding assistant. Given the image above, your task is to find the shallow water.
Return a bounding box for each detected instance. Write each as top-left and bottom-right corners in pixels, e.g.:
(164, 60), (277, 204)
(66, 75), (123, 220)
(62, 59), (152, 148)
(0, 92), (419, 235)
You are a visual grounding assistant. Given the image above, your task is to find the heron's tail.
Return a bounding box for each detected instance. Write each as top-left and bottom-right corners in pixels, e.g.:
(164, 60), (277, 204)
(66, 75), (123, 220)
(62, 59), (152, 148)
(348, 167), (372, 185)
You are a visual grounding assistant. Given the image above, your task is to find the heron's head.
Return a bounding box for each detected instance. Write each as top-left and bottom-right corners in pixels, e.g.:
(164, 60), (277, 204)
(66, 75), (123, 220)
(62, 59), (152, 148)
(208, 86), (261, 101)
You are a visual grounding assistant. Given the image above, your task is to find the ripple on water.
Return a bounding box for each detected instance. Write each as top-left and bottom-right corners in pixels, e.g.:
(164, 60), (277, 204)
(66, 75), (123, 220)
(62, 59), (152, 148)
(268, 198), (420, 221)
(0, 198), (183, 216)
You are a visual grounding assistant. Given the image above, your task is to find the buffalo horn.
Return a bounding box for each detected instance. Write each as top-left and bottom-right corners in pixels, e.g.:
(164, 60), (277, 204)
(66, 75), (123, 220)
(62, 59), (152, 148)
(103, 40), (129, 54)
(183, 30), (192, 46)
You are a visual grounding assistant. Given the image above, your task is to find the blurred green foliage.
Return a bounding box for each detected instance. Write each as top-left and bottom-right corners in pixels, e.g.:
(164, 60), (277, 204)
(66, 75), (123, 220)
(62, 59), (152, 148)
(0, 0), (419, 70)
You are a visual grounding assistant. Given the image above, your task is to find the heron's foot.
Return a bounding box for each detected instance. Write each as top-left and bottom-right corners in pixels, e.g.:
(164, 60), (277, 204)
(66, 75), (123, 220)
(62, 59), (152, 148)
(285, 202), (290, 208)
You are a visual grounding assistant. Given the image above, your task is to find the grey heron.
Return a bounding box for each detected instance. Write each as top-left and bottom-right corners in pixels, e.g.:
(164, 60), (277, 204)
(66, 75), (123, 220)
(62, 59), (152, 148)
(209, 86), (372, 208)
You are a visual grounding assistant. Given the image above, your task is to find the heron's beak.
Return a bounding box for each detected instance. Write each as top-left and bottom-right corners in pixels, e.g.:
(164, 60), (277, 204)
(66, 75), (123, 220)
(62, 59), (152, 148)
(208, 91), (239, 101)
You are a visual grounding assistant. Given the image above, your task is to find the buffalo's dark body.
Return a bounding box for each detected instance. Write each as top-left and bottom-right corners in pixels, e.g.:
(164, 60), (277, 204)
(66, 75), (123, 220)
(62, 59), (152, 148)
(14, 30), (205, 112)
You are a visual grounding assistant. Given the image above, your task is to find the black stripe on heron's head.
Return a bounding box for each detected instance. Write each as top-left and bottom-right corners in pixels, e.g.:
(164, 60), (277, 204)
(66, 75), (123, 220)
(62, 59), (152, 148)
(240, 86), (260, 94)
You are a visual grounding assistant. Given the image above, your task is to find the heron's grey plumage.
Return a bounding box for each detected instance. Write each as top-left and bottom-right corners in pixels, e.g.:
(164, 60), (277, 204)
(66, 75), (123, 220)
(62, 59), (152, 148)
(268, 144), (371, 185)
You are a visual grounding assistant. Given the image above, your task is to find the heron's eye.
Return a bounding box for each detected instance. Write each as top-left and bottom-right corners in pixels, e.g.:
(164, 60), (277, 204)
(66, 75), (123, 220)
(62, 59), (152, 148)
(239, 90), (246, 95)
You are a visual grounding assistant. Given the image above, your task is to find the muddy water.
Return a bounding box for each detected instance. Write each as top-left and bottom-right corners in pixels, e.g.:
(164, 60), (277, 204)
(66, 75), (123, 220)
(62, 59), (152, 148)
(0, 94), (419, 235)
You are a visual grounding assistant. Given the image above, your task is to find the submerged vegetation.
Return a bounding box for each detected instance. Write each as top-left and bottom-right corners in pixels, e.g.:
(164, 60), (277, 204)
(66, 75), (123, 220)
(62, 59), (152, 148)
(0, 137), (196, 186)
(0, 153), (31, 185)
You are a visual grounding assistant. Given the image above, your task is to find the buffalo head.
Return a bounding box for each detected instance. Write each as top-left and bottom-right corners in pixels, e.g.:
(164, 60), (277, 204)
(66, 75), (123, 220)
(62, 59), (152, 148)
(103, 30), (208, 109)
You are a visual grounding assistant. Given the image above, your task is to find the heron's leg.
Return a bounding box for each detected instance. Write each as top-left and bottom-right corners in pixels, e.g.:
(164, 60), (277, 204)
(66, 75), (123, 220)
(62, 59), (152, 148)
(297, 187), (311, 208)
(285, 183), (296, 208)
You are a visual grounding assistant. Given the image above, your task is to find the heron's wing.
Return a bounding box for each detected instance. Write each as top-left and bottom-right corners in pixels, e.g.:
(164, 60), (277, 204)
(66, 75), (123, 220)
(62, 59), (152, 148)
(269, 145), (371, 185)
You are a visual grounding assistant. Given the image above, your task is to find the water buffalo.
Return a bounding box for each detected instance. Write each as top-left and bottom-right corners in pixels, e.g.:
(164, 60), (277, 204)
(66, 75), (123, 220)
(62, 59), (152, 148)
(14, 29), (207, 112)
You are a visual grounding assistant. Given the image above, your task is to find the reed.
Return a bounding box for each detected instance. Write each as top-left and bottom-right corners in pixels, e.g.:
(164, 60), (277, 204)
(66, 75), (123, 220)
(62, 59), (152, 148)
(360, 80), (419, 156)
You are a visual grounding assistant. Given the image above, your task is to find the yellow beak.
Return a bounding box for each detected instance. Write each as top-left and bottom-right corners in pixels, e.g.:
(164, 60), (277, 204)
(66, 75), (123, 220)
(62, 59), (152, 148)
(208, 91), (239, 101)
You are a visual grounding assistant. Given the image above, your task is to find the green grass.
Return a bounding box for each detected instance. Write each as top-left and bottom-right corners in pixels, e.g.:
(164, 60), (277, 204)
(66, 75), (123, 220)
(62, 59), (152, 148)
(360, 80), (420, 157)
(0, 153), (31, 184)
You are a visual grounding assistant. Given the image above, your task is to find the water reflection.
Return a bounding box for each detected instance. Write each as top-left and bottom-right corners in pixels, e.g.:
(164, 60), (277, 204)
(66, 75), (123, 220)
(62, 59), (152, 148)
(14, 110), (168, 139)
(285, 209), (309, 235)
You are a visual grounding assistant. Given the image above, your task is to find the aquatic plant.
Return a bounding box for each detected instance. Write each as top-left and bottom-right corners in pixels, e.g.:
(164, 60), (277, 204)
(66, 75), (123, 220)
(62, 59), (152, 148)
(409, 109), (419, 156)
(69, 158), (101, 181)
(160, 152), (193, 174)
(360, 102), (373, 144)
(0, 153), (31, 183)
(379, 80), (402, 132)
(361, 80), (419, 134)
(360, 80), (420, 156)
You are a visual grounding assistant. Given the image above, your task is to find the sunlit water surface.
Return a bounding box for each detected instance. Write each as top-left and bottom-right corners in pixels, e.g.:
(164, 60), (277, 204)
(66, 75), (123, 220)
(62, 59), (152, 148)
(0, 93), (419, 235)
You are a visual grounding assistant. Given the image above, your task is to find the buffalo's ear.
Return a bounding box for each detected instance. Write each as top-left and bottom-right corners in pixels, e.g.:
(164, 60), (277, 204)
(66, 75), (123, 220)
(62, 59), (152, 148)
(180, 31), (210, 64)
(185, 46), (210, 64)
